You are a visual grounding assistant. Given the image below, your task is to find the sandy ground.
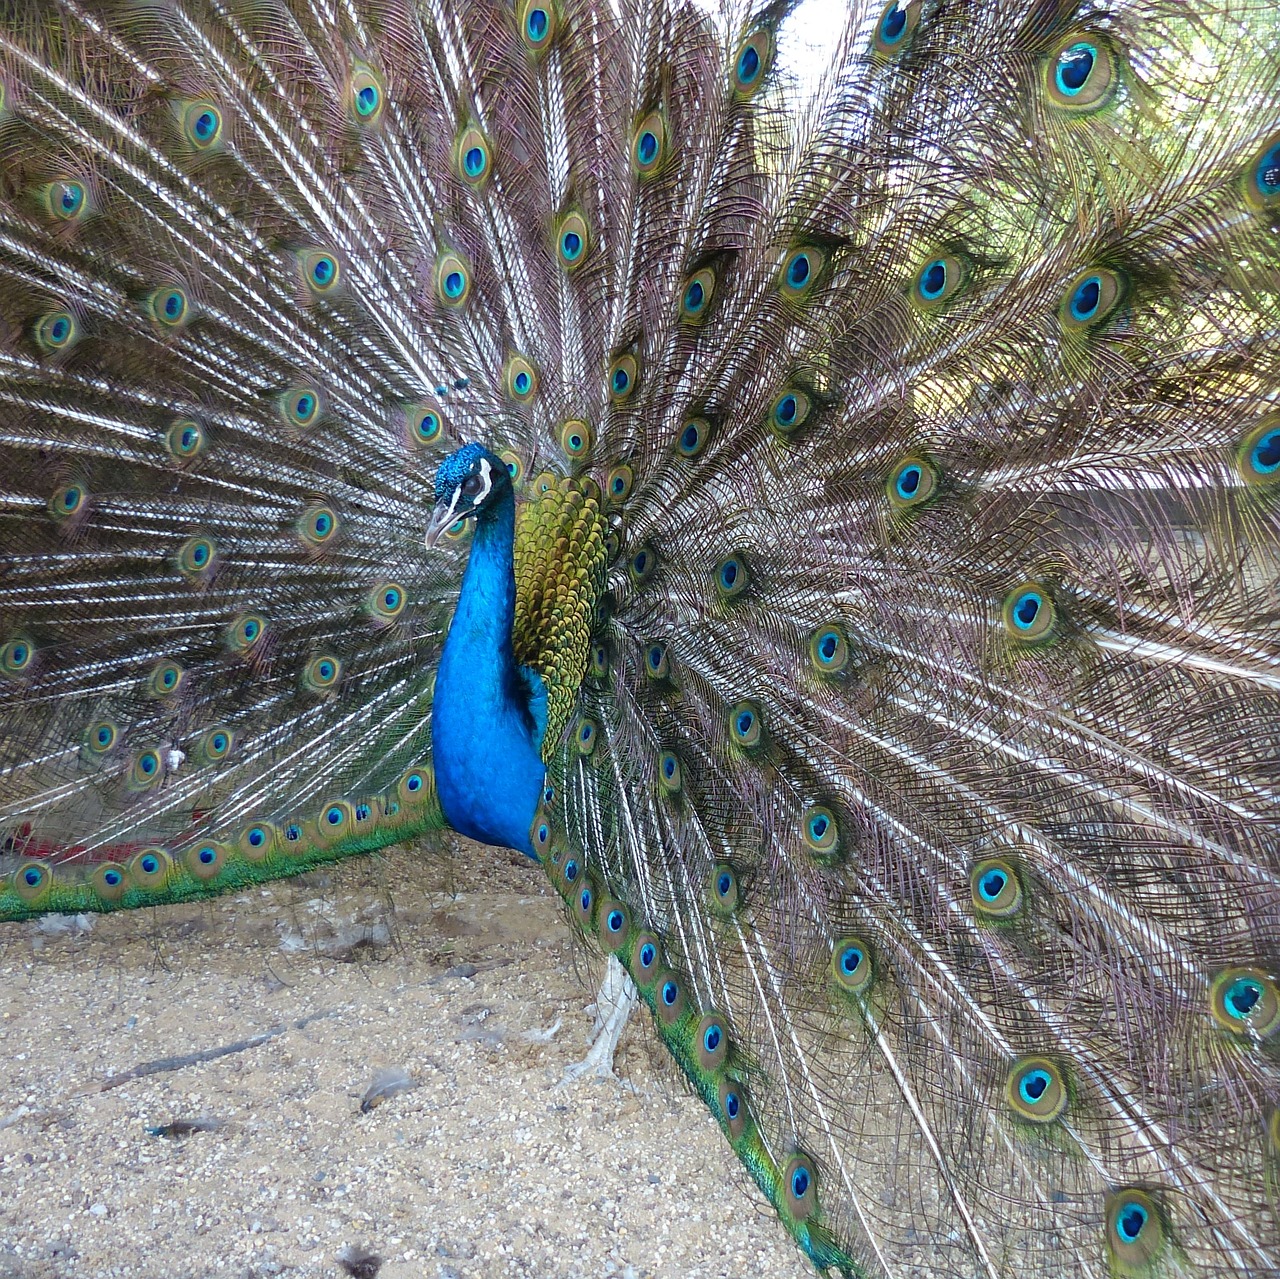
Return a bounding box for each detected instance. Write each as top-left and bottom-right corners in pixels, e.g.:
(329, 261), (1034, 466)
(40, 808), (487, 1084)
(0, 839), (812, 1279)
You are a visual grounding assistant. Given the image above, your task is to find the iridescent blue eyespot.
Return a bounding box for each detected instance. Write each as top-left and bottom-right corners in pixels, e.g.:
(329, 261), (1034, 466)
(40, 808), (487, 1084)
(607, 909), (624, 933)
(640, 942), (655, 967)
(1070, 276), (1101, 322)
(1055, 42), (1096, 96)
(248, 827), (266, 847)
(1226, 976), (1263, 1019)
(1254, 142), (1280, 199)
(1012, 592), (1041, 629)
(786, 253), (810, 289)
(920, 259), (946, 299)
(527, 7), (548, 40)
(1250, 427), (1280, 476)
(579, 886), (593, 913)
(978, 868), (1008, 902)
(357, 84), (379, 115)
(637, 131), (658, 165)
(791, 1167), (810, 1199)
(464, 147), (485, 177)
(564, 858), (579, 883)
(445, 271), (464, 298)
(738, 45), (760, 84)
(1118, 1203), (1147, 1242)
(704, 1023), (721, 1053)
(561, 231), (582, 259)
(312, 256), (336, 288)
(880, 4), (907, 43)
(104, 868), (123, 885)
(325, 806), (344, 827)
(1019, 1068), (1051, 1104)
(284, 823), (301, 842)
(662, 979), (679, 1006)
(193, 109), (218, 141)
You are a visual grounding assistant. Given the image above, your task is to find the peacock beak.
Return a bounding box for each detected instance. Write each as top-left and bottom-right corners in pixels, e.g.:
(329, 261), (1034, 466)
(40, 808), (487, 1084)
(424, 493), (462, 549)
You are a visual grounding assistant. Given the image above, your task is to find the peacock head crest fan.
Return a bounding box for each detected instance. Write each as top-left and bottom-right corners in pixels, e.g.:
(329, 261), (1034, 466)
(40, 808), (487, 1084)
(424, 442), (511, 546)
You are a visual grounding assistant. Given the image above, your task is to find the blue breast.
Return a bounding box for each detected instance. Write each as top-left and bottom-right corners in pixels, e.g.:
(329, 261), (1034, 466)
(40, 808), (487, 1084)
(431, 490), (545, 856)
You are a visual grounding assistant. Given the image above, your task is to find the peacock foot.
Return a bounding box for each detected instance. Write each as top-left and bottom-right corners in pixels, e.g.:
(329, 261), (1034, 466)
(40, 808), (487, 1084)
(558, 953), (638, 1087)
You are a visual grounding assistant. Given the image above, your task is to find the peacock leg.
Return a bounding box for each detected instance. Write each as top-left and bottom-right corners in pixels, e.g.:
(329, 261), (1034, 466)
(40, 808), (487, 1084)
(558, 953), (638, 1085)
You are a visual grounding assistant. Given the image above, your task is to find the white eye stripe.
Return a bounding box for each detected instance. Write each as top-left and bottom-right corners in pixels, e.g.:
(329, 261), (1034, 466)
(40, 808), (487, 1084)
(472, 456), (493, 506)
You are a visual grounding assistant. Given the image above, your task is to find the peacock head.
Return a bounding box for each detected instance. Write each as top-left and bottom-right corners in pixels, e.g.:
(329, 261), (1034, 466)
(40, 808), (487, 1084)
(424, 442), (511, 547)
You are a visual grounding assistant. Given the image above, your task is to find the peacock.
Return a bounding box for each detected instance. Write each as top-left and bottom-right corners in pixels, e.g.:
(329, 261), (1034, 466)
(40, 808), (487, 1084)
(1, 0), (1278, 1274)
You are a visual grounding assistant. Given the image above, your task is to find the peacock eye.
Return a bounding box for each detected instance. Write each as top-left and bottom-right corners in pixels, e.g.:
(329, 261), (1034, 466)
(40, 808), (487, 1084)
(462, 474), (484, 498)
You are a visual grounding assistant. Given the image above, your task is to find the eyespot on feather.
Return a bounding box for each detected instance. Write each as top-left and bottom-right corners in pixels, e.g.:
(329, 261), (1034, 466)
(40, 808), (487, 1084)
(710, 863), (739, 915)
(179, 100), (225, 150)
(1001, 583), (1056, 643)
(779, 247), (825, 303)
(1210, 967), (1280, 1039)
(781, 1154), (819, 1221)
(808, 623), (850, 675)
(519, 0), (558, 52)
(1045, 35), (1118, 112)
(556, 210), (589, 270)
(675, 416), (711, 458)
(559, 419), (592, 459)
(279, 386), (323, 429)
(769, 388), (812, 438)
(456, 125), (491, 187)
(596, 898), (630, 951)
(504, 355), (539, 402)
(733, 29), (773, 96)
(728, 701), (762, 749)
(872, 1), (921, 57)
(368, 581), (407, 624)
(436, 251), (472, 307)
(605, 464), (633, 502)
(912, 255), (967, 308)
(1104, 1190), (1167, 1269)
(350, 64), (386, 125)
(34, 309), (79, 353)
(1005, 1057), (1068, 1124)
(297, 504), (339, 548)
(831, 936), (873, 994)
(1246, 133), (1280, 209)
(607, 352), (640, 403)
(1058, 267), (1125, 331)
(42, 178), (88, 222)
(165, 419), (208, 463)
(1, 636), (35, 677)
(970, 857), (1024, 919)
(1238, 412), (1280, 485)
(127, 846), (173, 891)
(718, 1077), (750, 1141)
(146, 660), (184, 699)
(632, 109), (668, 177)
(297, 248), (341, 296)
(679, 267), (716, 323)
(714, 555), (747, 600)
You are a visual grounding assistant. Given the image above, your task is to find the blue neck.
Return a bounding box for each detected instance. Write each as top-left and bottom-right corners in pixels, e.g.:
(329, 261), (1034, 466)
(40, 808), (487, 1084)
(431, 488), (544, 856)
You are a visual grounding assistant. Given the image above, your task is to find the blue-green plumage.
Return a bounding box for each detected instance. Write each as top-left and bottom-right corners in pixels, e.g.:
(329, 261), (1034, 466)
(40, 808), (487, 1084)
(429, 446), (545, 857)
